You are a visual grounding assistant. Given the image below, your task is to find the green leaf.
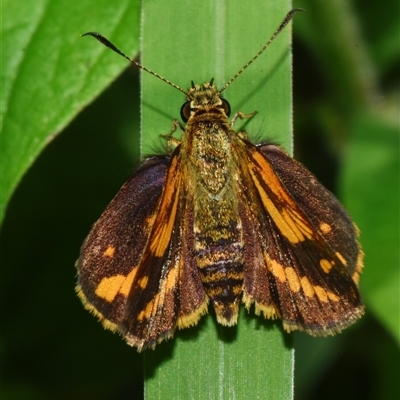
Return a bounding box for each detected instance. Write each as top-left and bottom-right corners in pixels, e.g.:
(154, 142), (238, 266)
(141, 1), (295, 398)
(1, 0), (140, 223)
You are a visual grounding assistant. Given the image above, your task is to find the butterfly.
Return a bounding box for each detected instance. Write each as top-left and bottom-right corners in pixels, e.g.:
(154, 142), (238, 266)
(76, 9), (364, 352)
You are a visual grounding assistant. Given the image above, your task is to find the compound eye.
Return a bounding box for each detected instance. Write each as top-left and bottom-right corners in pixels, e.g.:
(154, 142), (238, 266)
(180, 102), (191, 122)
(221, 99), (231, 117)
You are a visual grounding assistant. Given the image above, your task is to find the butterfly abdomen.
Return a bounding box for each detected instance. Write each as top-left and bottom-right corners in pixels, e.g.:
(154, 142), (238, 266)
(194, 210), (244, 326)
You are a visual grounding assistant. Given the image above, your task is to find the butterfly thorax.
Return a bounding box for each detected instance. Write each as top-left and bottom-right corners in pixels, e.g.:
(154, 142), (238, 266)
(181, 84), (244, 326)
(182, 82), (233, 193)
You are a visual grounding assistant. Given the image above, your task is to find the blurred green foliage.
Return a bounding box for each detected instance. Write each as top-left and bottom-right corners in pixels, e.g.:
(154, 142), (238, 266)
(1, 0), (399, 399)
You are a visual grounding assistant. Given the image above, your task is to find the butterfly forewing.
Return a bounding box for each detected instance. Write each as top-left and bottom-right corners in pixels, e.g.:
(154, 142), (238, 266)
(76, 157), (169, 333)
(238, 142), (363, 335)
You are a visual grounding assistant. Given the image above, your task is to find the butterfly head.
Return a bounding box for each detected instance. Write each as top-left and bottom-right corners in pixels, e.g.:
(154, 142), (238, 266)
(180, 79), (231, 122)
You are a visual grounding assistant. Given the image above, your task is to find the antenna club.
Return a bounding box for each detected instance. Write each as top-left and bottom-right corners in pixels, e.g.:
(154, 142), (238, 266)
(82, 31), (188, 95)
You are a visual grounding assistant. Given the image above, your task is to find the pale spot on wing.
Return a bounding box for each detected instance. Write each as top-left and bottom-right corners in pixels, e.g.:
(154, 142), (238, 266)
(300, 276), (315, 298)
(95, 267), (137, 302)
(267, 256), (286, 282)
(327, 291), (340, 302)
(314, 286), (328, 303)
(102, 246), (115, 258)
(138, 276), (149, 289)
(320, 259), (335, 274)
(166, 265), (178, 291)
(319, 222), (332, 234)
(335, 251), (347, 266)
(137, 297), (156, 321)
(285, 267), (301, 293)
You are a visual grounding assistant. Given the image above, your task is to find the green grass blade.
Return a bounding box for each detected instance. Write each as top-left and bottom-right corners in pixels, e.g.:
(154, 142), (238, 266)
(141, 1), (295, 398)
(145, 310), (294, 399)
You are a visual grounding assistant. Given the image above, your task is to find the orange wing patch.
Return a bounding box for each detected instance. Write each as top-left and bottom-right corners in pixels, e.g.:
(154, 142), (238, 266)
(95, 268), (138, 302)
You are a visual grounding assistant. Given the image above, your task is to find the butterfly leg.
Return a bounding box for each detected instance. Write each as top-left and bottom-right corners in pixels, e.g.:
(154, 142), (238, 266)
(160, 119), (185, 153)
(230, 110), (258, 127)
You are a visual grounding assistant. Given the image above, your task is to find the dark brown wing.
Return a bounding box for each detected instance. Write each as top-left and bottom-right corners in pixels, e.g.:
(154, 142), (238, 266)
(238, 141), (364, 335)
(77, 149), (207, 351)
(77, 156), (170, 331)
(120, 150), (207, 350)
